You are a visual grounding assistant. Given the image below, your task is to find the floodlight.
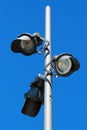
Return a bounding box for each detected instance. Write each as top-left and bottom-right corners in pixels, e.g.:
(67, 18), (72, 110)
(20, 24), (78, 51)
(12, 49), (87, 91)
(21, 77), (44, 117)
(52, 53), (80, 77)
(11, 33), (43, 56)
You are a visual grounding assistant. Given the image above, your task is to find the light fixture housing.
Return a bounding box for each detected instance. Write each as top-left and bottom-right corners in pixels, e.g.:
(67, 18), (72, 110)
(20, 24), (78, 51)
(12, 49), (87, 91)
(52, 53), (80, 77)
(11, 33), (42, 56)
(21, 77), (44, 117)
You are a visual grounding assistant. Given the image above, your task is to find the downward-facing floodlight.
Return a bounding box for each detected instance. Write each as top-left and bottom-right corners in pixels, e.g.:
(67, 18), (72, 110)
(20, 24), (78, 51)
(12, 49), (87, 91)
(52, 53), (80, 77)
(21, 77), (44, 117)
(11, 33), (43, 56)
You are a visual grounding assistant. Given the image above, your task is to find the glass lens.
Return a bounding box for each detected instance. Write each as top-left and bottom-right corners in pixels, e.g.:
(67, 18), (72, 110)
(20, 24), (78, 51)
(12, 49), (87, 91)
(21, 39), (35, 53)
(57, 56), (72, 74)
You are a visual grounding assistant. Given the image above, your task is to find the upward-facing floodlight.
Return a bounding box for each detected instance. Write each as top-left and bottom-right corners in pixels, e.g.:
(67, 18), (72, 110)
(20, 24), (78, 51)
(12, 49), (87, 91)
(11, 33), (43, 56)
(51, 53), (80, 77)
(21, 77), (44, 117)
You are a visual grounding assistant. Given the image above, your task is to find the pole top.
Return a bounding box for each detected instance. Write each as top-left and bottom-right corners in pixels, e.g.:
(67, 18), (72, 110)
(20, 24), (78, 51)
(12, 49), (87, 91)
(45, 5), (51, 9)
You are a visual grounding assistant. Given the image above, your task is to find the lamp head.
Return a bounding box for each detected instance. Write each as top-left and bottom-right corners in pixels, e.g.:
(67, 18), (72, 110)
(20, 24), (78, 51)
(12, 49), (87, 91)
(21, 77), (44, 117)
(21, 87), (43, 117)
(11, 33), (42, 56)
(52, 53), (80, 77)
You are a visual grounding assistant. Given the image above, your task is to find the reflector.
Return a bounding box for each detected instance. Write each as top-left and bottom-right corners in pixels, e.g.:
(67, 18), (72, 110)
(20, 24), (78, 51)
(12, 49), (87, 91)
(56, 55), (72, 75)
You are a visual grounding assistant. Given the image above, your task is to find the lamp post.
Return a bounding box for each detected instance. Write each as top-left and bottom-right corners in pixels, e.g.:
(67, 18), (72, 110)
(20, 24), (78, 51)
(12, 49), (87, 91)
(11, 5), (80, 130)
(44, 6), (52, 130)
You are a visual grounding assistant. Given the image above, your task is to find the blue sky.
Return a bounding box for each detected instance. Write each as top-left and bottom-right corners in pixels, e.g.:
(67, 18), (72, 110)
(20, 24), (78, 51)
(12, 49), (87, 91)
(0, 0), (87, 130)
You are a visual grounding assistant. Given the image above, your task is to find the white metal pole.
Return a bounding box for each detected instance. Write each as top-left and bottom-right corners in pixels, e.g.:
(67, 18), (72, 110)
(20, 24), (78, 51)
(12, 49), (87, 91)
(44, 6), (52, 130)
